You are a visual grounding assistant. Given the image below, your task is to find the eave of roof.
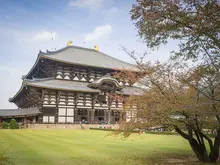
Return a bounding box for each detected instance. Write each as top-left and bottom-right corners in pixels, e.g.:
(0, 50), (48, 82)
(9, 82), (25, 102)
(0, 107), (40, 118)
(24, 78), (143, 95)
(25, 78), (101, 93)
(10, 78), (143, 103)
(24, 53), (41, 79)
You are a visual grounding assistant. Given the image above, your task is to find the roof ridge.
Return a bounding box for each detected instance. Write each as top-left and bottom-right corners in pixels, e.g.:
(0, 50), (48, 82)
(39, 45), (97, 55)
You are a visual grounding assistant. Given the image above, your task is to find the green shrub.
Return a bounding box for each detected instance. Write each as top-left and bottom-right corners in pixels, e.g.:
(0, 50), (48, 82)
(89, 128), (179, 135)
(90, 128), (115, 132)
(1, 121), (9, 129)
(9, 119), (19, 129)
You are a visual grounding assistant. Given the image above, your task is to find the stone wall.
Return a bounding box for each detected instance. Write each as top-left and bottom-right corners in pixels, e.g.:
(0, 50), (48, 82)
(27, 124), (119, 130)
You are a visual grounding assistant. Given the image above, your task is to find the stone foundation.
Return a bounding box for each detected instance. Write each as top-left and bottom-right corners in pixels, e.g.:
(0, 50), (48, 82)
(27, 124), (119, 130)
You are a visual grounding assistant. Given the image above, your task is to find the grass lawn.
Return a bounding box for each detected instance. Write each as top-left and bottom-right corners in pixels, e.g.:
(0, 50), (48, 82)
(0, 129), (213, 165)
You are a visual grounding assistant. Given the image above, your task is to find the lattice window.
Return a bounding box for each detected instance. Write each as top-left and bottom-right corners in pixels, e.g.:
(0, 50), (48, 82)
(58, 107), (74, 123)
(58, 117), (65, 123)
(77, 109), (88, 116)
(42, 107), (55, 123)
(43, 116), (55, 123)
(95, 110), (104, 116)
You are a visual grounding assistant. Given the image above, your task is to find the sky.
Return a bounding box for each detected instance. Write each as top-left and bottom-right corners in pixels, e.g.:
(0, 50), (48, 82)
(0, 0), (178, 109)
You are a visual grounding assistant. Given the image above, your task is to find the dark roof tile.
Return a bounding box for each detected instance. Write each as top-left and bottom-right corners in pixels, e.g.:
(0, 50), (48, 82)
(40, 46), (137, 70)
(0, 107), (40, 117)
(24, 78), (143, 95)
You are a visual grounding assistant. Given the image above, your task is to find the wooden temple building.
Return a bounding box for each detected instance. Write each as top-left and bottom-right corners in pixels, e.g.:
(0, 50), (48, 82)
(0, 44), (142, 124)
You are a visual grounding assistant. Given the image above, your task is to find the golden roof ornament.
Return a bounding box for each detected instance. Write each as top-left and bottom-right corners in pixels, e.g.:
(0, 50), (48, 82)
(67, 40), (73, 46)
(94, 45), (99, 51)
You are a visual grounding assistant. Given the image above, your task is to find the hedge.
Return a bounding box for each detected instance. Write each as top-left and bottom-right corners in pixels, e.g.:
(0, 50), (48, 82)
(1, 121), (9, 129)
(89, 128), (217, 137)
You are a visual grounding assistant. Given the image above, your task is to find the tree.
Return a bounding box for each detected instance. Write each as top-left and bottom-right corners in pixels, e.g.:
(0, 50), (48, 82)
(1, 121), (9, 129)
(118, 60), (220, 163)
(116, 0), (220, 163)
(130, 0), (220, 77)
(130, 0), (220, 61)
(9, 119), (19, 129)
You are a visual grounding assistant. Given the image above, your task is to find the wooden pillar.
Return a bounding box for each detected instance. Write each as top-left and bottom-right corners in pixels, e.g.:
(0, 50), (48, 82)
(119, 111), (124, 123)
(74, 93), (78, 123)
(107, 94), (113, 124)
(86, 69), (91, 82)
(74, 108), (77, 123)
(38, 102), (43, 124)
(91, 109), (95, 123)
(38, 89), (45, 124)
(108, 110), (111, 124)
(75, 109), (79, 123)
(87, 109), (90, 123)
(33, 116), (36, 124)
(104, 110), (108, 123)
(23, 116), (27, 124)
(91, 94), (95, 123)
(55, 91), (59, 124)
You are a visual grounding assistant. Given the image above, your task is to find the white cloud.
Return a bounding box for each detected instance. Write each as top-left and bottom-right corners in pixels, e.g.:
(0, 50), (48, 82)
(69, 0), (104, 9)
(33, 30), (58, 42)
(84, 24), (112, 42)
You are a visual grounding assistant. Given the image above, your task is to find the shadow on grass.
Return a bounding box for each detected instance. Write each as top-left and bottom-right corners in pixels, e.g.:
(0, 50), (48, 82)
(119, 153), (220, 165)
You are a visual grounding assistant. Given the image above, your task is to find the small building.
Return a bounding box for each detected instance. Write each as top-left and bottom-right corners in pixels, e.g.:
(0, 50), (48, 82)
(0, 45), (142, 124)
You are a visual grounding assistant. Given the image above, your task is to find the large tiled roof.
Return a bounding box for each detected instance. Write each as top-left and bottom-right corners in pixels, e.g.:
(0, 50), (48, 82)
(23, 78), (143, 96)
(39, 46), (137, 70)
(0, 107), (40, 117)
(24, 78), (100, 93)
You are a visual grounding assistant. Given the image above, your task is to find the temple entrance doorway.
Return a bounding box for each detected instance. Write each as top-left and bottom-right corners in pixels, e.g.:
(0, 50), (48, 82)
(98, 117), (104, 122)
(115, 117), (120, 122)
(77, 109), (88, 123)
(81, 117), (87, 123)
(95, 109), (105, 123)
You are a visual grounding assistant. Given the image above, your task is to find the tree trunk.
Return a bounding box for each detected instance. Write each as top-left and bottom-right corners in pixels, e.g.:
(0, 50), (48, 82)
(209, 135), (220, 163)
(189, 138), (219, 163)
(189, 138), (210, 163)
(174, 126), (219, 163)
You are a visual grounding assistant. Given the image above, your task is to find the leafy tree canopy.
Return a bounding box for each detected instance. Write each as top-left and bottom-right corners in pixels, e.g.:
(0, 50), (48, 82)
(117, 0), (220, 163)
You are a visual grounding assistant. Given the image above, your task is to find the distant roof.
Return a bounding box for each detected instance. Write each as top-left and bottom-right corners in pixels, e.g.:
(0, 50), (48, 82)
(0, 107), (40, 118)
(39, 46), (137, 70)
